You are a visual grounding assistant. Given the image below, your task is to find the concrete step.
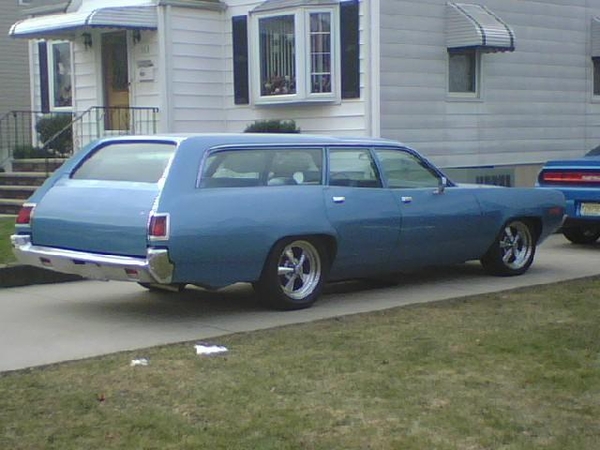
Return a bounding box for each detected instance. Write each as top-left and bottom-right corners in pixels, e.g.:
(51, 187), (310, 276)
(0, 199), (24, 216)
(0, 172), (48, 186)
(0, 185), (38, 200)
(12, 158), (67, 173)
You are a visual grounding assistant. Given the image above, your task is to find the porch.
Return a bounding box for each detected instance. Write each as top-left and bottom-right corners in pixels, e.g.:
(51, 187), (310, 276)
(0, 106), (158, 215)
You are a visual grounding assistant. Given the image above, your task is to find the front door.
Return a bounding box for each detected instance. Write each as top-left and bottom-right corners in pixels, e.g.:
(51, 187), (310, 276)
(102, 32), (130, 131)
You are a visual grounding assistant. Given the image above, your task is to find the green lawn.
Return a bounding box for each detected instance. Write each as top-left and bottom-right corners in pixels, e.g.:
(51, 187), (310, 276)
(1, 277), (598, 449)
(0, 217), (16, 265)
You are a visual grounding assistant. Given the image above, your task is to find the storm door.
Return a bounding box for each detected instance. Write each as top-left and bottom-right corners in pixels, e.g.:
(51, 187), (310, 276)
(101, 31), (130, 131)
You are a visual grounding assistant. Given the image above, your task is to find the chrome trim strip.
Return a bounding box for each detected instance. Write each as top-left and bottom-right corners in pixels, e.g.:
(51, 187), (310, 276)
(10, 235), (173, 284)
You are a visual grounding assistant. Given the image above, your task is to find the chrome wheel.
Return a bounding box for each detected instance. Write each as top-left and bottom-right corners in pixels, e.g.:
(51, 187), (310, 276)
(481, 219), (536, 276)
(498, 221), (534, 270)
(277, 240), (322, 300)
(254, 237), (329, 310)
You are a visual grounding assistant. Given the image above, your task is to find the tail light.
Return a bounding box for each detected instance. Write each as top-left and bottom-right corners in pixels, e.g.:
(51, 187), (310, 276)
(540, 170), (600, 185)
(16, 203), (36, 225)
(148, 213), (170, 239)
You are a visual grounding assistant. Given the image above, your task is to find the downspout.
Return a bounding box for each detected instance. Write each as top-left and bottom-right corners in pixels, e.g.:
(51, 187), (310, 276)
(368, 0), (381, 138)
(158, 4), (173, 133)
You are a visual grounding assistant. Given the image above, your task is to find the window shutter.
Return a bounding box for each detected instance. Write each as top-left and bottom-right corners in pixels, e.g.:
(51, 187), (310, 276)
(232, 16), (249, 105)
(340, 0), (359, 99)
(38, 42), (50, 113)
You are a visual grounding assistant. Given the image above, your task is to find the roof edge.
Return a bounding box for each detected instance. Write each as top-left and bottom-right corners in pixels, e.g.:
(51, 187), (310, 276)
(158, 0), (227, 11)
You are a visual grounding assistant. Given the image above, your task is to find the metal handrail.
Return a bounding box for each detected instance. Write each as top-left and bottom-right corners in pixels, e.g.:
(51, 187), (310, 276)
(0, 107), (159, 175)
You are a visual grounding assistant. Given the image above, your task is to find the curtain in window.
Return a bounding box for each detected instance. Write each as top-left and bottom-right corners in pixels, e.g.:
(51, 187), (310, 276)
(448, 50), (476, 93)
(259, 15), (296, 96)
(52, 42), (72, 107)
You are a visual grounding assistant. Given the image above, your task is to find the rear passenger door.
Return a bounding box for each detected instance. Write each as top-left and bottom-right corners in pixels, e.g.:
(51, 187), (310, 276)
(324, 147), (402, 278)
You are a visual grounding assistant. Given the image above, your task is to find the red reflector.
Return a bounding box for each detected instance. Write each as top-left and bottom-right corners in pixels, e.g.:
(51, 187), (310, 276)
(125, 268), (139, 279)
(16, 204), (35, 225)
(542, 171), (600, 183)
(148, 214), (169, 238)
(548, 206), (564, 216)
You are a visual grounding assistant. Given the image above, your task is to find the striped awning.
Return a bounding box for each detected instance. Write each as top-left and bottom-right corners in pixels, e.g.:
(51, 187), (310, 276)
(10, 5), (158, 39)
(446, 2), (515, 53)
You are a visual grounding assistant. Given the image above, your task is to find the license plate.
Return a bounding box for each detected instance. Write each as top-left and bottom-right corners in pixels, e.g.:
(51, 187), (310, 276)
(580, 202), (600, 216)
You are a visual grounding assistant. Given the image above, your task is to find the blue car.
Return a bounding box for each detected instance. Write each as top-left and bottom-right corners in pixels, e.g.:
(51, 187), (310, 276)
(537, 147), (600, 244)
(12, 134), (565, 310)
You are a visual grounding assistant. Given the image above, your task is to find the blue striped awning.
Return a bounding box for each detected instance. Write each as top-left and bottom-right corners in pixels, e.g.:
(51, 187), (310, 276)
(9, 6), (158, 39)
(446, 2), (515, 53)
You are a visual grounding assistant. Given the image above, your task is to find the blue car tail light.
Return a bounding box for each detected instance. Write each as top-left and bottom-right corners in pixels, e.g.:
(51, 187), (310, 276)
(16, 203), (36, 225)
(148, 213), (170, 240)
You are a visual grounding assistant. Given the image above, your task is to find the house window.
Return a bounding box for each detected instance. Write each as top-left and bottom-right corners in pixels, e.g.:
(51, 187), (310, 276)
(259, 15), (297, 96)
(448, 49), (478, 95)
(251, 6), (339, 104)
(593, 58), (600, 96)
(232, 1), (359, 105)
(49, 41), (73, 109)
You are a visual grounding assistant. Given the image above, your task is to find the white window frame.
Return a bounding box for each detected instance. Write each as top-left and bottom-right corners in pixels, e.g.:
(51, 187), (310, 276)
(47, 40), (74, 111)
(447, 48), (481, 100)
(250, 6), (341, 105)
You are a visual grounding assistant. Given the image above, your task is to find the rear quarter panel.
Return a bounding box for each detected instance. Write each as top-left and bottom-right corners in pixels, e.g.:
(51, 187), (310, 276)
(470, 187), (565, 244)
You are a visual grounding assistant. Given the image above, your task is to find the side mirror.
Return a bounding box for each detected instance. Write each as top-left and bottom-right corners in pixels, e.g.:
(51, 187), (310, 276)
(434, 176), (447, 195)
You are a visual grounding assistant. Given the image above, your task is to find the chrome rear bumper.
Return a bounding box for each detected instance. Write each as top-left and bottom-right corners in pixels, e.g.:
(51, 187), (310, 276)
(10, 235), (174, 284)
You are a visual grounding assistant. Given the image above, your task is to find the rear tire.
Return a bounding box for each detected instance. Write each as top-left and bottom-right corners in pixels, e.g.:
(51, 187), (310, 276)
(254, 238), (328, 310)
(562, 226), (600, 244)
(481, 219), (536, 276)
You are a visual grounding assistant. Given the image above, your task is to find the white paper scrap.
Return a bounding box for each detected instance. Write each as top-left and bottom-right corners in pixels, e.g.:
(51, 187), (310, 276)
(195, 344), (228, 355)
(130, 358), (149, 366)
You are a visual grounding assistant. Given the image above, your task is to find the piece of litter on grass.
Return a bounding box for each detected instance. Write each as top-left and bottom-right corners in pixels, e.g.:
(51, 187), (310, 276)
(195, 343), (228, 355)
(130, 358), (149, 366)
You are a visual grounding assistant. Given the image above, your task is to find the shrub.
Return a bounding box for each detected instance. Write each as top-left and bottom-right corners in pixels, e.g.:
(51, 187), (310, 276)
(12, 145), (51, 160)
(244, 119), (300, 133)
(35, 114), (73, 155)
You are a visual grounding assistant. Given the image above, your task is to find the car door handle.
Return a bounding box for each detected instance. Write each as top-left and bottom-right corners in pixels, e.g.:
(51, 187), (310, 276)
(332, 196), (346, 203)
(401, 196), (413, 204)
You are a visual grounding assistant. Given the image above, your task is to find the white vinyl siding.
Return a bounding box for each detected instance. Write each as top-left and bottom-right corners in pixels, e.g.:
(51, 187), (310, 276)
(379, 0), (600, 169)
(167, 7), (227, 132)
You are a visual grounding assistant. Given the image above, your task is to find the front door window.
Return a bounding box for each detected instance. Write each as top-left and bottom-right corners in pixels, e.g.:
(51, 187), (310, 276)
(102, 32), (130, 131)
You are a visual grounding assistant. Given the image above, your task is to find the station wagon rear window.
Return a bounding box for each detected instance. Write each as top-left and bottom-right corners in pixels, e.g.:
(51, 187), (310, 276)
(71, 142), (176, 183)
(199, 148), (323, 187)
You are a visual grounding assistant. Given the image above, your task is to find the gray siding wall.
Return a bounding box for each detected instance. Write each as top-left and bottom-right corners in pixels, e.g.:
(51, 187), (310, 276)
(379, 0), (600, 169)
(0, 2), (31, 115)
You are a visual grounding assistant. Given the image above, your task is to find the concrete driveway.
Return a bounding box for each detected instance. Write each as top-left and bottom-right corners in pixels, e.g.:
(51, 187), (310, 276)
(1, 234), (598, 372)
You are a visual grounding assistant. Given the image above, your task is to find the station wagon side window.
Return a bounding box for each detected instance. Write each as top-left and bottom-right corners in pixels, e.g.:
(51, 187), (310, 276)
(199, 148), (323, 188)
(328, 148), (382, 188)
(374, 149), (440, 188)
(71, 142), (176, 183)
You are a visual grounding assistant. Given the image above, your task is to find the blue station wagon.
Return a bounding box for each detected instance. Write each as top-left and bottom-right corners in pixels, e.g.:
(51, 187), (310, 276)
(12, 134), (565, 310)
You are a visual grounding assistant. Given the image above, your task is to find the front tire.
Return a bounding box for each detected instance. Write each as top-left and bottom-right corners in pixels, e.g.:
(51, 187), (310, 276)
(481, 220), (536, 276)
(562, 226), (600, 244)
(254, 238), (328, 310)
